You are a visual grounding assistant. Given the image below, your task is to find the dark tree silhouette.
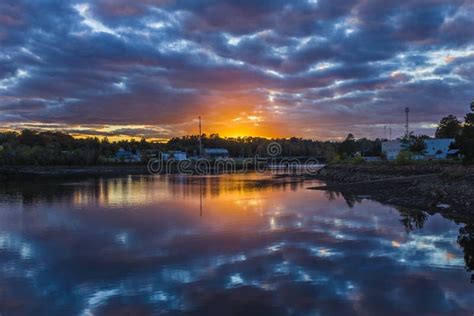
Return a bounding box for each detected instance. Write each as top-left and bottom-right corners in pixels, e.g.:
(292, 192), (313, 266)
(398, 208), (428, 233)
(409, 136), (427, 154)
(458, 223), (474, 272)
(338, 133), (357, 158)
(435, 115), (462, 138)
(455, 100), (474, 164)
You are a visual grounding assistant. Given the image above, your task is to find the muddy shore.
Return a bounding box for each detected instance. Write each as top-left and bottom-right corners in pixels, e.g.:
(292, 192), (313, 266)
(310, 163), (474, 221)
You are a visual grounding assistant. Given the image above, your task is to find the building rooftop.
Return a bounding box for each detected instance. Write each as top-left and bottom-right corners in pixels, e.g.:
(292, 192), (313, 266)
(204, 148), (229, 153)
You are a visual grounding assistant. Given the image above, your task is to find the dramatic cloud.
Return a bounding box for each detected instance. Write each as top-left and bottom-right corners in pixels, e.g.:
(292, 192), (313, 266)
(0, 0), (473, 139)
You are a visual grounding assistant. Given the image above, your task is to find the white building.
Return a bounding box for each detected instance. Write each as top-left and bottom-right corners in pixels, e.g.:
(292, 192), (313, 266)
(382, 138), (455, 160)
(173, 151), (187, 161)
(381, 140), (406, 160)
(163, 151), (187, 161)
(423, 138), (455, 159)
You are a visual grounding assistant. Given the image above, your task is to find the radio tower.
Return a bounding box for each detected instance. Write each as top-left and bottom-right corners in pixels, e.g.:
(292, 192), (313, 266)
(199, 116), (202, 157)
(405, 107), (410, 138)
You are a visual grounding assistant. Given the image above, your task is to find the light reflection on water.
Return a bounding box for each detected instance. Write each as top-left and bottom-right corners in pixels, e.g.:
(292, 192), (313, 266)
(0, 174), (472, 315)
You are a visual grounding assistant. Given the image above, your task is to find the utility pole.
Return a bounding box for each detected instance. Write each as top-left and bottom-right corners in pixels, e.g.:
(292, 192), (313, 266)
(199, 116), (202, 157)
(405, 107), (410, 138)
(384, 126), (387, 140)
(389, 127), (392, 141)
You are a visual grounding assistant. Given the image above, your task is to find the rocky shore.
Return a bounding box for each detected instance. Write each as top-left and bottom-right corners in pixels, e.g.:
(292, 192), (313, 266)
(310, 163), (474, 221)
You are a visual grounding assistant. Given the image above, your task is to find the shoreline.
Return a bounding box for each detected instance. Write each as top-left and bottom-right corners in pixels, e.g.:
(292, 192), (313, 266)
(2, 163), (474, 221)
(0, 162), (322, 178)
(0, 165), (150, 177)
(309, 163), (474, 221)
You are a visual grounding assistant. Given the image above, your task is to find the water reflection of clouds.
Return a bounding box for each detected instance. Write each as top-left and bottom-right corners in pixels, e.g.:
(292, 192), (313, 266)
(0, 175), (472, 315)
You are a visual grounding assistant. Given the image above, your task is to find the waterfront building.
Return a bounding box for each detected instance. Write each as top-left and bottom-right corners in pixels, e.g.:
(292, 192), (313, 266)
(381, 138), (456, 160)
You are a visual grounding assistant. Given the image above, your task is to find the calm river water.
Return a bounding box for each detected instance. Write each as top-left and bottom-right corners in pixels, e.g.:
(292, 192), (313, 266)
(0, 174), (472, 315)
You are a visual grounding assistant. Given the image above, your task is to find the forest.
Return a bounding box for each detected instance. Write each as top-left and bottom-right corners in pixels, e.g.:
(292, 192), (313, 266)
(0, 129), (381, 165)
(1, 100), (473, 165)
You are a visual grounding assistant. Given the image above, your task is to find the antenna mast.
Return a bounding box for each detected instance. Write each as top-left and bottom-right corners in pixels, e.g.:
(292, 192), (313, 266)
(199, 116), (202, 157)
(405, 107), (410, 138)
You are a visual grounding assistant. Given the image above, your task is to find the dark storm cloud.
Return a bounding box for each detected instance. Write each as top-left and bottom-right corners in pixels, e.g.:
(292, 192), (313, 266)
(0, 0), (473, 138)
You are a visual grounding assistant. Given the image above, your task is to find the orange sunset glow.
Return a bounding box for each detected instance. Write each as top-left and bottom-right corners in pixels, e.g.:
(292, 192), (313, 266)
(1, 0), (472, 141)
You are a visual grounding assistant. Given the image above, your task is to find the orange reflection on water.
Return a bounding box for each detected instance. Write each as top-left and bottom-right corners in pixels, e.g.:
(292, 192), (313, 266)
(69, 174), (322, 230)
(71, 174), (310, 206)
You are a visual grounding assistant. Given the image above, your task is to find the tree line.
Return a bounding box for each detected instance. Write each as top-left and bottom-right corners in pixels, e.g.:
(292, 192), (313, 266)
(0, 130), (383, 166)
(0, 99), (473, 165)
(0, 130), (162, 165)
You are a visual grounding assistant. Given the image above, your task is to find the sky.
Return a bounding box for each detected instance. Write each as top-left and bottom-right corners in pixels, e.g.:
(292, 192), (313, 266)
(0, 0), (473, 141)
